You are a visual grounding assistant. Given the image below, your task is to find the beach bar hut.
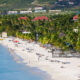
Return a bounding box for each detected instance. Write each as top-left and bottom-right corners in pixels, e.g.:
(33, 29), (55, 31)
(2, 32), (7, 38)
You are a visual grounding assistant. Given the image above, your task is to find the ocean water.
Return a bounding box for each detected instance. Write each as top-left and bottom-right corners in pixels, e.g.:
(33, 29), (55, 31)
(0, 45), (48, 80)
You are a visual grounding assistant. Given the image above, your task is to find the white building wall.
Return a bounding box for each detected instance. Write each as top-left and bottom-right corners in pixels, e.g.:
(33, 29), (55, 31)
(49, 10), (61, 13)
(34, 7), (43, 11)
(34, 10), (46, 13)
(20, 11), (32, 14)
(8, 11), (18, 14)
(2, 32), (7, 38)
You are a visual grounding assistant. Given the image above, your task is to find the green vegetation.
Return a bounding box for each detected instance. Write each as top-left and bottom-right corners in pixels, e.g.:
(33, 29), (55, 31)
(0, 0), (80, 10)
(0, 0), (34, 10)
(0, 13), (80, 51)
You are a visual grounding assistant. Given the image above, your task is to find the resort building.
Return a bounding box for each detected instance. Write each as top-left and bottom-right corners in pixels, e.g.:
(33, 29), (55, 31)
(34, 7), (46, 13)
(34, 10), (46, 13)
(7, 11), (18, 14)
(34, 7), (43, 11)
(68, 1), (74, 5)
(49, 10), (61, 13)
(20, 11), (32, 14)
(2, 32), (7, 38)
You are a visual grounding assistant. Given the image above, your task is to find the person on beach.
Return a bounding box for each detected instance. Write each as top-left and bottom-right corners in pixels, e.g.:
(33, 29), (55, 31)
(52, 48), (55, 58)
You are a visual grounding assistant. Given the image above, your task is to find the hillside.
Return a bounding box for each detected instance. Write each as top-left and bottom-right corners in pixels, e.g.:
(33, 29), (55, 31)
(0, 0), (34, 10)
(0, 0), (80, 10)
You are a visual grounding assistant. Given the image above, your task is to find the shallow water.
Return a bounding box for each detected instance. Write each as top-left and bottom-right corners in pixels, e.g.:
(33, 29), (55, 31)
(0, 45), (48, 80)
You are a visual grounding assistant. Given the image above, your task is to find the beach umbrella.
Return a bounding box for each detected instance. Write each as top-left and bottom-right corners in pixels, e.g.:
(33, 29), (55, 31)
(14, 40), (19, 43)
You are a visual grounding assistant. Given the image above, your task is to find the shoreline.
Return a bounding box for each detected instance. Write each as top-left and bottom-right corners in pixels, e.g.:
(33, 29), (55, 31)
(8, 47), (51, 80)
(0, 39), (52, 80)
(0, 37), (80, 80)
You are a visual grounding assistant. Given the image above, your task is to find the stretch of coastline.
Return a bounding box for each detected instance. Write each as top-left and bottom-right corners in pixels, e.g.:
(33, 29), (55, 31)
(0, 37), (80, 80)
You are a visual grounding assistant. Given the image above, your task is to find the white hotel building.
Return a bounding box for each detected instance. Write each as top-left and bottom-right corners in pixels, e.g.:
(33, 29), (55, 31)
(7, 11), (18, 14)
(20, 11), (32, 14)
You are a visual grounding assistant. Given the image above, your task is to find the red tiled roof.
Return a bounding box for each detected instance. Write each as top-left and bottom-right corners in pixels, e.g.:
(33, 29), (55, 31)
(73, 15), (78, 20)
(33, 16), (48, 21)
(18, 17), (27, 20)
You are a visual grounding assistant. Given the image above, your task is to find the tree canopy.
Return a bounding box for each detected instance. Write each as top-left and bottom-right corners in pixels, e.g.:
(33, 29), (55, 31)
(0, 13), (80, 51)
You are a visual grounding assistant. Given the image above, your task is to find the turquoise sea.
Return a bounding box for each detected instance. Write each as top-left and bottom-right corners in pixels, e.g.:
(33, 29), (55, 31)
(0, 45), (49, 80)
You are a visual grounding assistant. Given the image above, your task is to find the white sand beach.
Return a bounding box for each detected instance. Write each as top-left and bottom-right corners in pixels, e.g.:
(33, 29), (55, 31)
(0, 37), (80, 80)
